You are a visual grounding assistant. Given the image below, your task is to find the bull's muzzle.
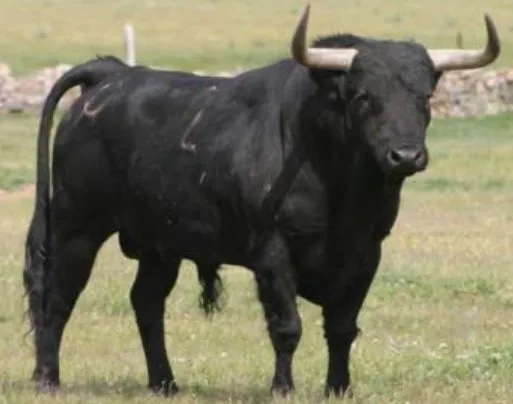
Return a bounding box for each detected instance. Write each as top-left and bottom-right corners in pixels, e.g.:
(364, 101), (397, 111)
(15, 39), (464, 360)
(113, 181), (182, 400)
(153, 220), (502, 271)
(386, 146), (427, 176)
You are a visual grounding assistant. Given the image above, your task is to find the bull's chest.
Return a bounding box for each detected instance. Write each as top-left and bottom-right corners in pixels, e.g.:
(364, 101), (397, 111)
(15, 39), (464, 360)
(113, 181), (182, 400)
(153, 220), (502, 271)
(287, 203), (398, 306)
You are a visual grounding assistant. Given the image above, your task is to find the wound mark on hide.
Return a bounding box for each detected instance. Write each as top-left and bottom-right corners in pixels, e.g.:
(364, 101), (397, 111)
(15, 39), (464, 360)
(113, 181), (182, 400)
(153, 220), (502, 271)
(181, 110), (203, 153)
(83, 83), (113, 118)
(199, 171), (207, 184)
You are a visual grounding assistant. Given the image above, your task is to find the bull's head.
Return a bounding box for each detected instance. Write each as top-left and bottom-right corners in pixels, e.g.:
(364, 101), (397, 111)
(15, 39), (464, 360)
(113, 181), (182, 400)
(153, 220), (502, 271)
(291, 5), (500, 177)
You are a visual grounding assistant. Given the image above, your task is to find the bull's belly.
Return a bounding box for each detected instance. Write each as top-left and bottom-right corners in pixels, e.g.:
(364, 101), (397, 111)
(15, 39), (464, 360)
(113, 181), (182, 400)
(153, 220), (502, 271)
(121, 216), (221, 260)
(118, 198), (253, 265)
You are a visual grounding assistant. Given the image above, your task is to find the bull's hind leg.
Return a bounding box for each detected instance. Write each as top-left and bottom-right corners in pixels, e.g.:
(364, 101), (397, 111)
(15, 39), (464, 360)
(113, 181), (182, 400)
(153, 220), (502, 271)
(33, 220), (113, 391)
(130, 252), (180, 396)
(253, 234), (302, 397)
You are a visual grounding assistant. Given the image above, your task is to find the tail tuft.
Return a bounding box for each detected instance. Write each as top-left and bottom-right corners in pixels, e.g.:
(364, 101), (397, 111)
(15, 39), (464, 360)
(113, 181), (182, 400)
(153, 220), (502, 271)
(22, 213), (50, 339)
(197, 263), (224, 316)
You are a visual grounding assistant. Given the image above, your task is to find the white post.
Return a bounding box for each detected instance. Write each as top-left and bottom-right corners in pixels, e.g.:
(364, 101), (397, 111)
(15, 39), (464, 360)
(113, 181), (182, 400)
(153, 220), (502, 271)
(123, 23), (136, 66)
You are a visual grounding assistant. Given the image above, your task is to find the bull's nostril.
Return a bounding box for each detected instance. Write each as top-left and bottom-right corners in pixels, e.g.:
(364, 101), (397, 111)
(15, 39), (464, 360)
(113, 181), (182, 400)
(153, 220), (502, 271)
(413, 149), (423, 162)
(388, 149), (402, 164)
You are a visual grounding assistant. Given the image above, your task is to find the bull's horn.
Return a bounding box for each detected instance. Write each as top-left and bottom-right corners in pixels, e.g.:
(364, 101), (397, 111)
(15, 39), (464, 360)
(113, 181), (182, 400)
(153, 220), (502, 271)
(428, 14), (500, 71)
(291, 4), (358, 70)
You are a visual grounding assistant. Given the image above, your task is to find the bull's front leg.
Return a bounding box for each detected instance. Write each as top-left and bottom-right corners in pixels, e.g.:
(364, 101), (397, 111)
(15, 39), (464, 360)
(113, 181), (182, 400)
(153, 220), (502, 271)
(253, 233), (302, 397)
(322, 243), (381, 398)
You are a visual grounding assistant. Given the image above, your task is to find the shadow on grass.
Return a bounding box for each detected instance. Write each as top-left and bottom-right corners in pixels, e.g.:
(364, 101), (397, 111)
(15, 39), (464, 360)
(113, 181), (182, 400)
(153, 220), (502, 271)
(179, 382), (270, 403)
(3, 377), (272, 403)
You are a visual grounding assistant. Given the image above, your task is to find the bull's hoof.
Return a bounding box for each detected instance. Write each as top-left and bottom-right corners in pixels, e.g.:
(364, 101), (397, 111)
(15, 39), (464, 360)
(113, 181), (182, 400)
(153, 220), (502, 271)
(270, 384), (294, 398)
(324, 384), (353, 399)
(149, 380), (179, 397)
(32, 367), (60, 395)
(31, 368), (41, 382)
(35, 380), (60, 395)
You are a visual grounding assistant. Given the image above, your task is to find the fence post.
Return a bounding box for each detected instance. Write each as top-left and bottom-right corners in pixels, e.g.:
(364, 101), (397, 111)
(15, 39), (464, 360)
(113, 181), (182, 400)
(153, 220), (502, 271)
(456, 31), (463, 49)
(123, 23), (136, 66)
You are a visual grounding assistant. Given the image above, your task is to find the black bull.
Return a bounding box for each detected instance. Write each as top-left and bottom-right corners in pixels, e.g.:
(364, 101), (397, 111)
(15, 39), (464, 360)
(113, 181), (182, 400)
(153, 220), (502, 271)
(23, 5), (500, 398)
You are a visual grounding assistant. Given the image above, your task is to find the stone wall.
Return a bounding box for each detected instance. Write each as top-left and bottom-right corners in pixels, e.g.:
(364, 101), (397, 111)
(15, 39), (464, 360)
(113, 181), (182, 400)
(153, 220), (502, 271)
(431, 68), (513, 118)
(0, 62), (78, 113)
(1, 61), (512, 118)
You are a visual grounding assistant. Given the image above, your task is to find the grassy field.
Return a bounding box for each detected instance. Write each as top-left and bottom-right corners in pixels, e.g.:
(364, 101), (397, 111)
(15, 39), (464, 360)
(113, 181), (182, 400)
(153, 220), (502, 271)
(0, 111), (512, 403)
(1, 0), (513, 75)
(0, 2), (512, 401)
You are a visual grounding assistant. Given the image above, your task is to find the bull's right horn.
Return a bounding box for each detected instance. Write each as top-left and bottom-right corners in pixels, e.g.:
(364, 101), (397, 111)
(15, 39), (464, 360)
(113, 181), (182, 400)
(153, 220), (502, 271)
(291, 4), (358, 70)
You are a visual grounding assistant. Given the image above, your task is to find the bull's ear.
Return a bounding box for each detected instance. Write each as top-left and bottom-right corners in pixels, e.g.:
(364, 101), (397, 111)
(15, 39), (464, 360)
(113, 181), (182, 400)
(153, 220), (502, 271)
(309, 68), (348, 100)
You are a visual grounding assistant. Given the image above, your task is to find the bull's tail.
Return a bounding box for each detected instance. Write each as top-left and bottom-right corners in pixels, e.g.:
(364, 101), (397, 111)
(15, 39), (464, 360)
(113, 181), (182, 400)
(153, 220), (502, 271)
(22, 55), (128, 335)
(196, 263), (225, 317)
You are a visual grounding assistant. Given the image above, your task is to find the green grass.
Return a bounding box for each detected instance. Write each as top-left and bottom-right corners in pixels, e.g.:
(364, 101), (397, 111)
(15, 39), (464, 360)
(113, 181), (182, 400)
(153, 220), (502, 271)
(0, 112), (512, 403)
(0, 114), (39, 190)
(1, 0), (512, 75)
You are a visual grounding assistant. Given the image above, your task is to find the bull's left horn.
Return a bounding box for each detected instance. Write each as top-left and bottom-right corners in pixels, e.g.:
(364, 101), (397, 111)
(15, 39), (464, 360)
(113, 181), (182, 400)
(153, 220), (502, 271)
(428, 14), (501, 71)
(291, 4), (358, 70)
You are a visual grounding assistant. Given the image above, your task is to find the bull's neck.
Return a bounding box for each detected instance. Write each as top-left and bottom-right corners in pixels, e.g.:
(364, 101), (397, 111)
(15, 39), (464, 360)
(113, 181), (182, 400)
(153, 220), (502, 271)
(295, 96), (404, 228)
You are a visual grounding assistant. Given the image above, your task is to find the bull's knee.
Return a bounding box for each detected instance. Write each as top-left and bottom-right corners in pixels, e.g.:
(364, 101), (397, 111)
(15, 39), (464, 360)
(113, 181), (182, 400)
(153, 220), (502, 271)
(269, 312), (302, 353)
(324, 325), (360, 345)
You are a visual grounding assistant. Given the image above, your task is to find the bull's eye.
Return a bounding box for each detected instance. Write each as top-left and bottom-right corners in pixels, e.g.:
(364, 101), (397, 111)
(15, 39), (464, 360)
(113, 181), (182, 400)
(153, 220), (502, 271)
(354, 90), (371, 111)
